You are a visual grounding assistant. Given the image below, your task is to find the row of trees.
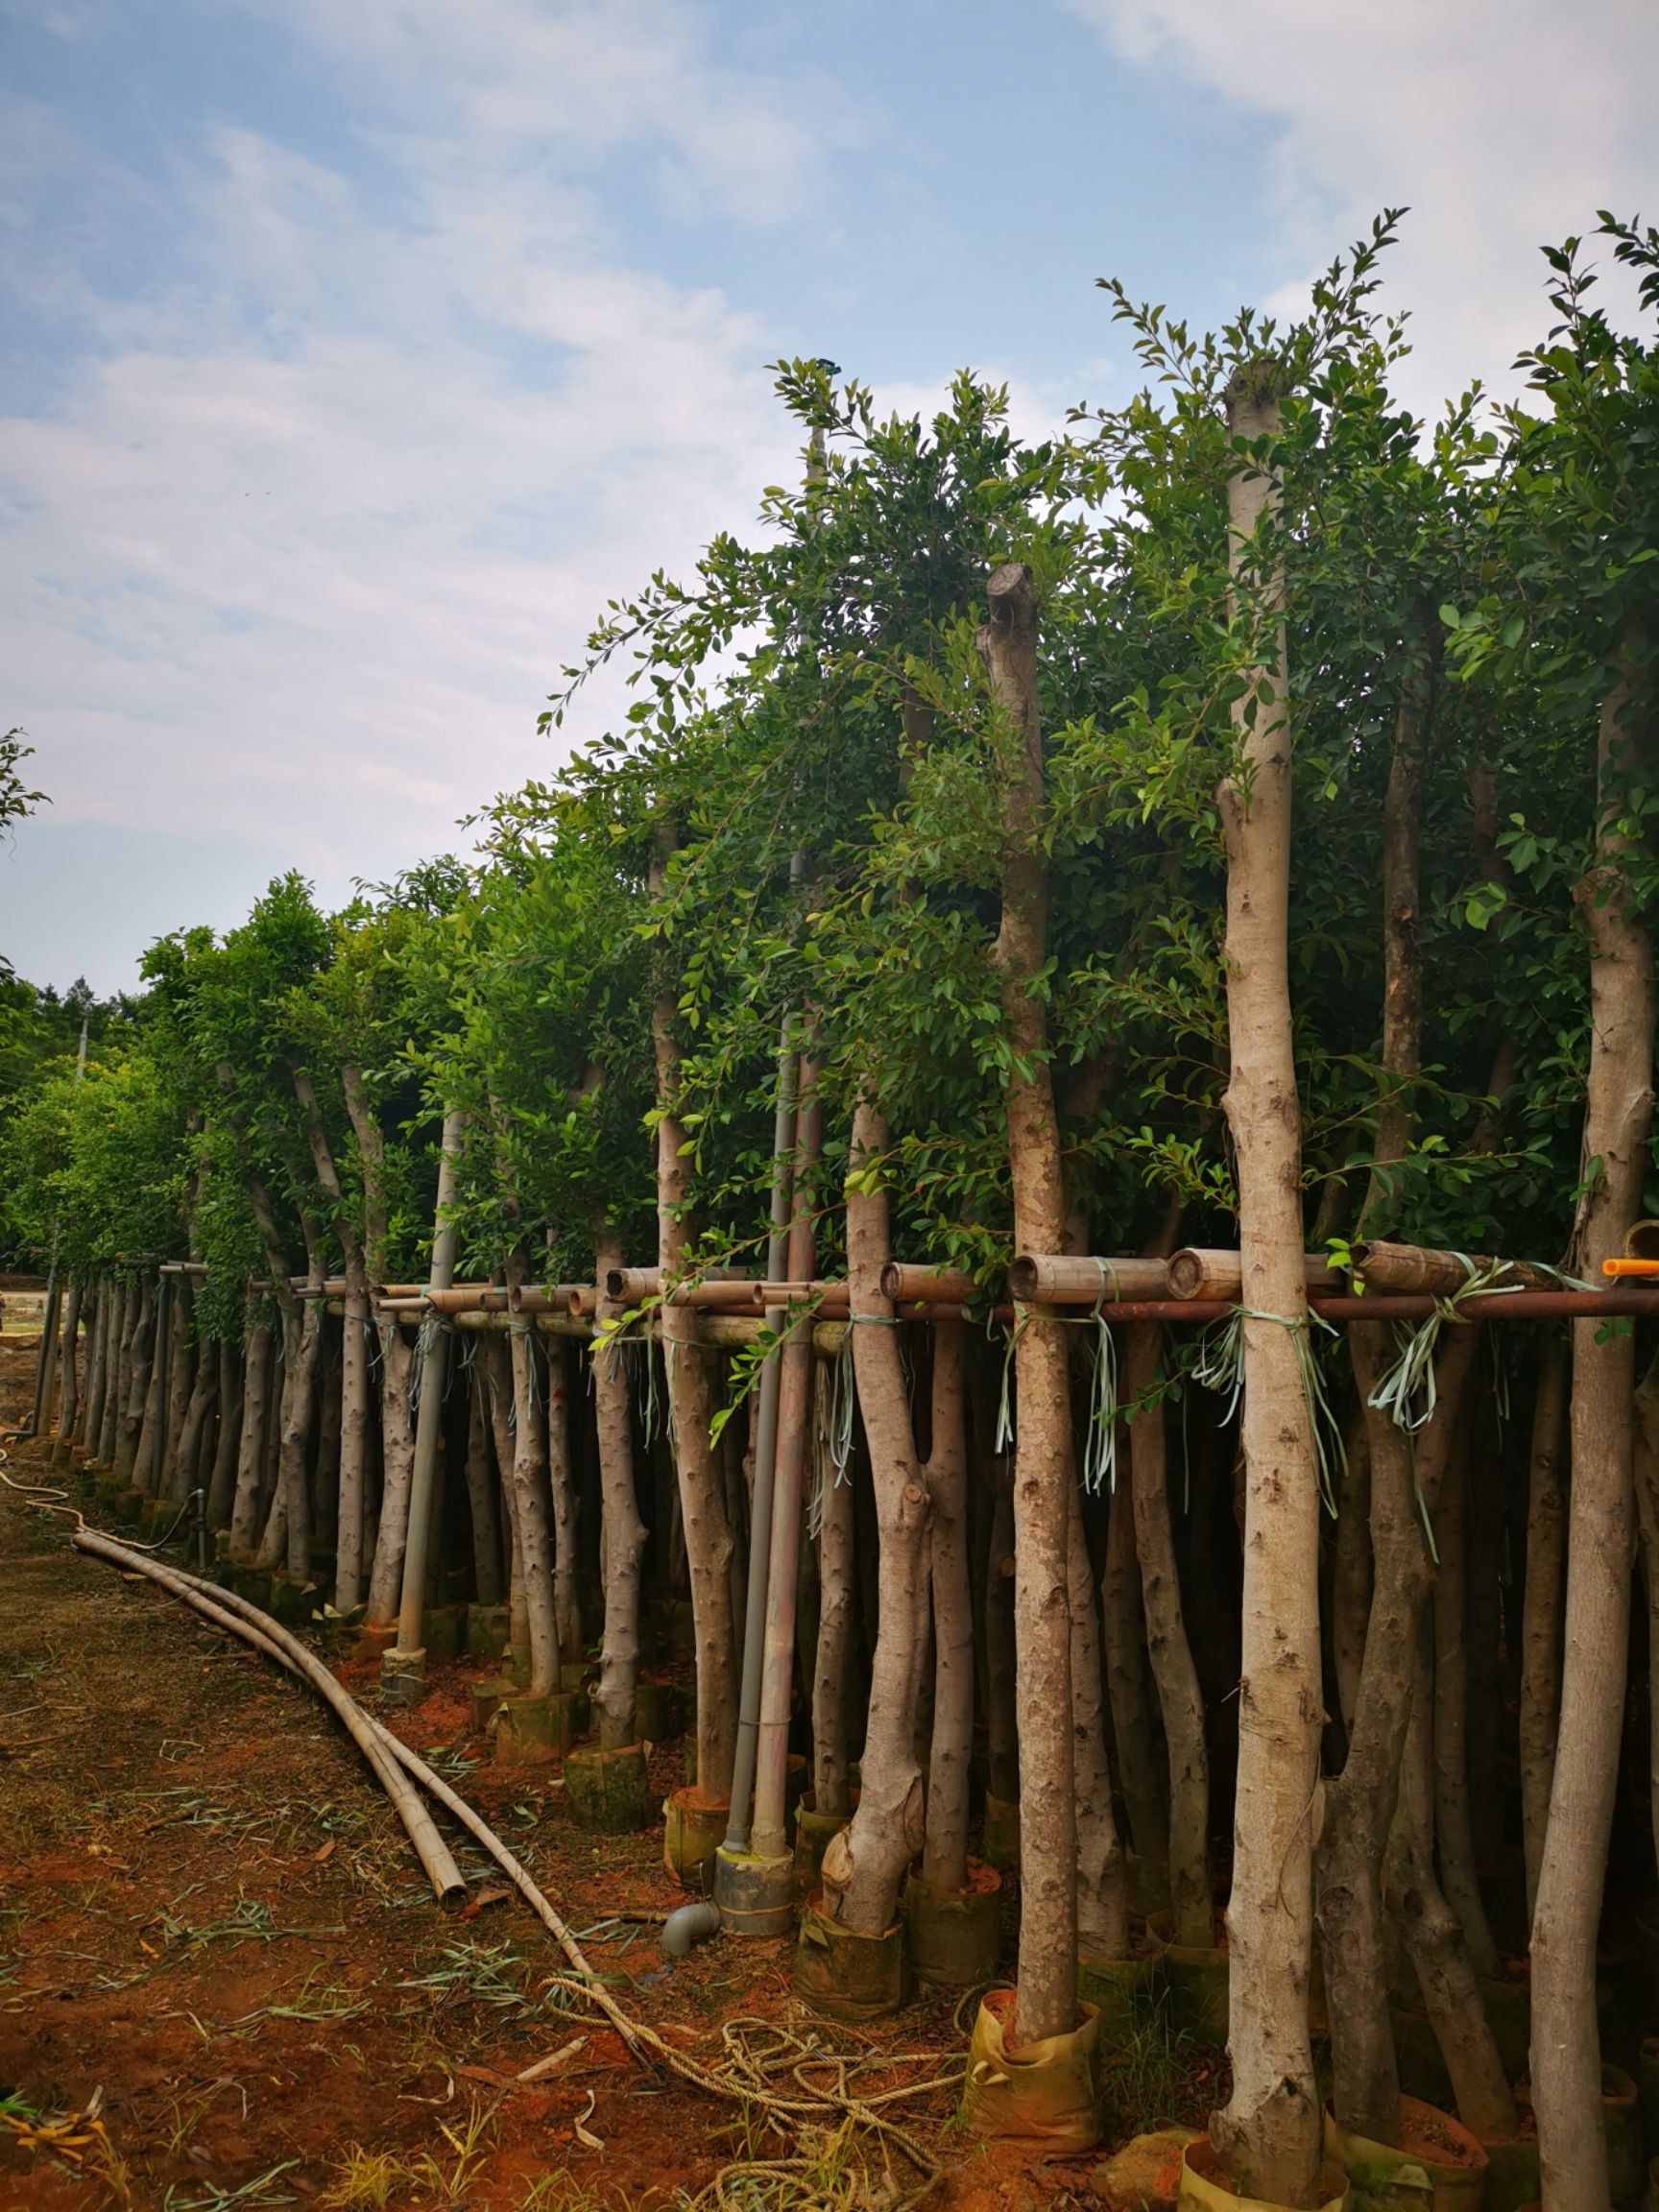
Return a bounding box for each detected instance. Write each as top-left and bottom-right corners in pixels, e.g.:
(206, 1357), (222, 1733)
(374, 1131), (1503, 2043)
(10, 215), (1658, 2210)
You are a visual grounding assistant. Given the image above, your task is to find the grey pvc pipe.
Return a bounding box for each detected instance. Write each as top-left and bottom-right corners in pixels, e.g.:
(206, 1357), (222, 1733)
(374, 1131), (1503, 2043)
(721, 1006), (801, 1856)
(394, 1108), (468, 1661)
(661, 1898), (721, 1958)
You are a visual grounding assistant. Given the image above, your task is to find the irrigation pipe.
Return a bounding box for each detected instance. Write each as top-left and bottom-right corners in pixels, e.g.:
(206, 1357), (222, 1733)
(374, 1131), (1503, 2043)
(2, 1445), (952, 2203)
(70, 1526), (468, 1912)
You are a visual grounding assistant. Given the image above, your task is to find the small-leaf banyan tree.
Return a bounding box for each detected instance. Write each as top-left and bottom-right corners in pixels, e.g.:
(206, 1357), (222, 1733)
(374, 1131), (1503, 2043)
(9, 211), (1659, 2210)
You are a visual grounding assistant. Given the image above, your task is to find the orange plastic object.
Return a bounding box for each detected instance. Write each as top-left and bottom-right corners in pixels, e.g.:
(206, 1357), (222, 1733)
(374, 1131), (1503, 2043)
(1602, 1258), (1659, 1278)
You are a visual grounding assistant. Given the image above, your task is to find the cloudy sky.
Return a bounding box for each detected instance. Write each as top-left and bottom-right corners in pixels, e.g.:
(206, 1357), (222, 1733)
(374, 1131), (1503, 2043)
(4, 0), (1655, 993)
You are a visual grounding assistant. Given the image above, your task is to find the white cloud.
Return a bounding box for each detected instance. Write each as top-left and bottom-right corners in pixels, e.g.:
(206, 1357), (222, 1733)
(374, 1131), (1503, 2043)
(1064, 0), (1659, 411)
(0, 1), (843, 933)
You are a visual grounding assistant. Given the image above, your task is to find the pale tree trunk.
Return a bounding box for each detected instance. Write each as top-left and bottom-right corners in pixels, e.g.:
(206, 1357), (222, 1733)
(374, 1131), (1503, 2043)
(592, 1224), (647, 1749)
(1211, 379), (1322, 2204)
(365, 1324), (416, 1625)
(1102, 1470), (1169, 1863)
(1530, 624), (1655, 2210)
(921, 1317), (973, 1894)
(1128, 1324), (1211, 1949)
(206, 1338), (243, 1531)
(1431, 1411), (1501, 1977)
(651, 902), (738, 1806)
(979, 561), (1077, 2044)
(164, 1279), (194, 1488)
(293, 1067), (373, 1616)
(820, 1100), (929, 1931)
(229, 1319), (274, 1560)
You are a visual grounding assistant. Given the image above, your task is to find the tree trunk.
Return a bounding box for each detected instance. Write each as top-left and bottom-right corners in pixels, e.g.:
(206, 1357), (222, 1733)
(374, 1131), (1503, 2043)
(813, 1358), (857, 1819)
(545, 1335), (582, 1667)
(164, 1279), (194, 1488)
(922, 1317), (973, 1894)
(54, 1277), (84, 1457)
(1530, 626), (1655, 2211)
(81, 1280), (110, 1461)
(1431, 1409), (1501, 1977)
(985, 1434), (1020, 1807)
(206, 1337), (243, 1532)
(115, 1280), (154, 1487)
(651, 925), (739, 1806)
(334, 1284), (373, 1613)
(365, 1323), (416, 1626)
(1386, 1628), (1519, 2143)
(1211, 378), (1322, 2204)
(1128, 1323), (1212, 1949)
(1331, 1413), (1372, 1737)
(504, 1273), (560, 1700)
(820, 1100), (929, 1932)
(169, 1334), (220, 1507)
(592, 1225), (647, 1749)
(1633, 1351), (1659, 1884)
(462, 1369), (502, 1608)
(102, 1280), (132, 1471)
(1103, 1467), (1169, 1863)
(1070, 1470), (1130, 1959)
(228, 1320), (274, 1560)
(979, 561), (1077, 2044)
(483, 1334), (528, 1668)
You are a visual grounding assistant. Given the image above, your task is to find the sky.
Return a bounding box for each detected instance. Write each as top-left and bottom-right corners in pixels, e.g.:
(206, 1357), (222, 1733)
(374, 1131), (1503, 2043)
(3, 0), (1655, 995)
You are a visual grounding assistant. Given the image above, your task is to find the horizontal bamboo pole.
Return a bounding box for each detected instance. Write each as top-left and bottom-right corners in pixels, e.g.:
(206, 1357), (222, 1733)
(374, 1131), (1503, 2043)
(879, 1264), (981, 1304)
(1082, 1289), (1659, 1326)
(1167, 1248), (1345, 1301)
(1349, 1239), (1559, 1294)
(1008, 1255), (1169, 1303)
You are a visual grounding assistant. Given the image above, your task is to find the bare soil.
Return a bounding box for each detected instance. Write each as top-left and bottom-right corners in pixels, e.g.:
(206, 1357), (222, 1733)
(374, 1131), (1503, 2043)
(0, 1338), (1209, 2210)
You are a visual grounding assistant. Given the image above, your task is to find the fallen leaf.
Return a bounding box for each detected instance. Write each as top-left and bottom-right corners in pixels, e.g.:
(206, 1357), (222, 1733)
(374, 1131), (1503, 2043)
(572, 2089), (604, 2152)
(457, 2064), (516, 2089)
(312, 1840), (336, 1864)
(516, 2035), (587, 2083)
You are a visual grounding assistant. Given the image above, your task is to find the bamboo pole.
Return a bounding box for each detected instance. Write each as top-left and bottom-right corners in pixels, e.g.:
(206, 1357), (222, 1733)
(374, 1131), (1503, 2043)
(1167, 1248), (1343, 1301)
(1349, 1238), (1560, 1294)
(1008, 1254), (1168, 1303)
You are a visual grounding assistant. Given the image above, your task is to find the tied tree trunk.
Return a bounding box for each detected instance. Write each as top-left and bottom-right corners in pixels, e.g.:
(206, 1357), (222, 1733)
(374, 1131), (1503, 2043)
(483, 1334), (527, 1667)
(168, 1332), (220, 1508)
(206, 1338), (243, 1532)
(1128, 1324), (1211, 1949)
(1211, 377), (1322, 2205)
(294, 1068), (373, 1618)
(592, 1224), (647, 1750)
(1103, 1466), (1170, 1863)
(99, 1281), (131, 1470)
(821, 1100), (929, 1931)
(164, 1280), (194, 1487)
(343, 1063), (419, 1634)
(978, 561), (1077, 2044)
(650, 890), (739, 1808)
(1431, 1409), (1501, 1978)
(1531, 623), (1655, 2210)
(82, 1281), (110, 1462)
(921, 1316), (973, 1895)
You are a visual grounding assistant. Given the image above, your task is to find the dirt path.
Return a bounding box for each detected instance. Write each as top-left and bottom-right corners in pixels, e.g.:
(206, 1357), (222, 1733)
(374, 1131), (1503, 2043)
(0, 1338), (1208, 2210)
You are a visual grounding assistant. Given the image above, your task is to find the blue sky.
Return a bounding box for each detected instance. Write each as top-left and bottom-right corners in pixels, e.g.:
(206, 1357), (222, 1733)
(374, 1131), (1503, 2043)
(4, 0), (1655, 993)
